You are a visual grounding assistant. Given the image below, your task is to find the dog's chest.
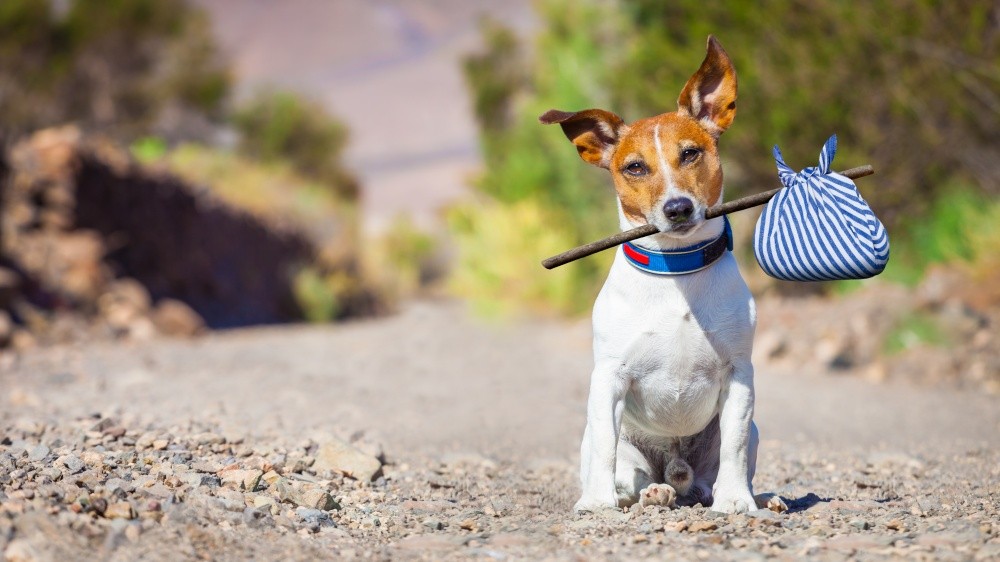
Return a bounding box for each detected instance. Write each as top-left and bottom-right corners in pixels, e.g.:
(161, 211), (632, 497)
(593, 254), (752, 437)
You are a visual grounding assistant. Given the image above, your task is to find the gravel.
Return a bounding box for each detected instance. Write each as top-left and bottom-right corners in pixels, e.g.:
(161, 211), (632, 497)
(2, 414), (997, 560)
(1, 301), (997, 560)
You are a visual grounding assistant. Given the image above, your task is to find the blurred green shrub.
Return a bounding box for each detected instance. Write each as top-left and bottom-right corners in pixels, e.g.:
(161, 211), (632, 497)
(365, 216), (443, 302)
(0, 0), (230, 141)
(451, 1), (622, 316)
(455, 0), (999, 316)
(882, 311), (949, 355)
(232, 91), (358, 199)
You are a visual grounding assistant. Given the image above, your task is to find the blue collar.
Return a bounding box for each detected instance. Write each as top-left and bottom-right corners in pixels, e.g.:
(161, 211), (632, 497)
(622, 217), (733, 275)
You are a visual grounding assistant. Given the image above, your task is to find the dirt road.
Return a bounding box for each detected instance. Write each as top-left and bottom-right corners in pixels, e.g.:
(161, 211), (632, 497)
(2, 300), (998, 560)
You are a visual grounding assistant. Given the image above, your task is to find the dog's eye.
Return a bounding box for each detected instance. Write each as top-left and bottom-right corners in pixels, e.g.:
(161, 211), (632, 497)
(623, 162), (648, 176)
(680, 148), (701, 164)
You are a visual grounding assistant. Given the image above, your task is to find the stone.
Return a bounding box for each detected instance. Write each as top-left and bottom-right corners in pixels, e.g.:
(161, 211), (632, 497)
(253, 495), (278, 510)
(313, 439), (382, 482)
(423, 517), (444, 530)
(151, 299), (205, 337)
(105, 502), (136, 520)
(689, 521), (718, 533)
(27, 444), (49, 462)
(849, 518), (869, 531)
(219, 469), (263, 492)
(57, 455), (84, 474)
(297, 488), (340, 511)
(295, 508), (332, 527)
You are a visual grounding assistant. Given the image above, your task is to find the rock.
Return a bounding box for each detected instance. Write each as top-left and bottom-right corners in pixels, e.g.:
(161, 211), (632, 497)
(27, 444), (50, 462)
(105, 478), (134, 494)
(423, 517), (444, 531)
(886, 519), (904, 531)
(253, 495), (278, 510)
(219, 469), (263, 492)
(297, 488), (340, 511)
(56, 454), (84, 474)
(295, 508), (332, 527)
(274, 478), (296, 503)
(688, 521), (718, 533)
(313, 439), (382, 482)
(104, 502), (136, 520)
(849, 518), (869, 531)
(151, 299), (205, 337)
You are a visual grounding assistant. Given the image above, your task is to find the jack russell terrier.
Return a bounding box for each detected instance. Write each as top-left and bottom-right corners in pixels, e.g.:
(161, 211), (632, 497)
(541, 36), (781, 514)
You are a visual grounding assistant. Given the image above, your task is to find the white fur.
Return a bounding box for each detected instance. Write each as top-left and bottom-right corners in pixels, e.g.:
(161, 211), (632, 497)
(575, 133), (759, 515)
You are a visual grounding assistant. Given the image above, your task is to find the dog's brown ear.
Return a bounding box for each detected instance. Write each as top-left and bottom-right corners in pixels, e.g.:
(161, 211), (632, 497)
(539, 108), (627, 169)
(677, 36), (738, 137)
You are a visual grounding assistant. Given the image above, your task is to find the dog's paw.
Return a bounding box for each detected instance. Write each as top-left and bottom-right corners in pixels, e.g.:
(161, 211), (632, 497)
(638, 483), (677, 508)
(754, 493), (788, 513)
(573, 496), (618, 514)
(710, 487), (756, 514)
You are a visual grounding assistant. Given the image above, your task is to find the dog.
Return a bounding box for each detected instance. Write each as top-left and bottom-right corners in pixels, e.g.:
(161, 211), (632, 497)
(541, 36), (780, 514)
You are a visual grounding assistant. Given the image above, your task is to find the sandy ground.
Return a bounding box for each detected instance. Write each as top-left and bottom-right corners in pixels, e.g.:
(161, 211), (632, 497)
(2, 300), (998, 560)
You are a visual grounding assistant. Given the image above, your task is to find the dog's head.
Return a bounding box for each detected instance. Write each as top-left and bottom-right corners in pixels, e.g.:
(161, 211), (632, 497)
(540, 36), (737, 239)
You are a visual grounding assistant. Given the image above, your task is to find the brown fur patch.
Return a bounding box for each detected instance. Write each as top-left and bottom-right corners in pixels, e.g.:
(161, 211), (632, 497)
(609, 113), (722, 223)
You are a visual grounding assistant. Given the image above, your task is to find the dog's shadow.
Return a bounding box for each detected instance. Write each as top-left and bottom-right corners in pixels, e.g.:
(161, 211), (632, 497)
(780, 492), (829, 513)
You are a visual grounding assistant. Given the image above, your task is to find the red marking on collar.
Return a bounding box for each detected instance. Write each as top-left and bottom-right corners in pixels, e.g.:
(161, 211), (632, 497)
(622, 243), (650, 265)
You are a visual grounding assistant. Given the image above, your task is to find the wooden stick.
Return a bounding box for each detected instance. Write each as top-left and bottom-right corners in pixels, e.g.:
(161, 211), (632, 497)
(541, 164), (874, 269)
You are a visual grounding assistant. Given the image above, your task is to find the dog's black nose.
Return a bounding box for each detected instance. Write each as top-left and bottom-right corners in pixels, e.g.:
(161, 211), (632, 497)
(663, 197), (695, 223)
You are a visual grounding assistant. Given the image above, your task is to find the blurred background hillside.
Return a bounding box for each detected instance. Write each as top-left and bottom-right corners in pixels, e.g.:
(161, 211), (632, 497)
(0, 0), (996, 392)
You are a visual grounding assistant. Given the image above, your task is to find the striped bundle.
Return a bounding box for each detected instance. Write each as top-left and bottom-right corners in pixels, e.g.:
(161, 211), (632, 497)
(754, 135), (889, 281)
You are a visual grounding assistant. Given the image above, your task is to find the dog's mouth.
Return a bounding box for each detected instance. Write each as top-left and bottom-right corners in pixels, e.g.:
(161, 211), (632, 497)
(657, 213), (704, 238)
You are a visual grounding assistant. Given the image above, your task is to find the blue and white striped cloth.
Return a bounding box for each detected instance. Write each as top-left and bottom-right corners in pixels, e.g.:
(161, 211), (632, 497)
(753, 135), (889, 281)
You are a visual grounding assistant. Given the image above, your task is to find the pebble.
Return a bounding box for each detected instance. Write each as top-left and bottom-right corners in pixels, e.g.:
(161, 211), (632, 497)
(104, 502), (136, 520)
(849, 518), (870, 530)
(57, 455), (85, 474)
(27, 445), (50, 462)
(688, 521), (718, 533)
(296, 488), (340, 511)
(313, 439), (382, 482)
(219, 468), (263, 491)
(0, 414), (994, 560)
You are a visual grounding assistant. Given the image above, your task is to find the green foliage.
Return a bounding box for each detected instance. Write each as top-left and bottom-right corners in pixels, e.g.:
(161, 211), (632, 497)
(456, 0), (1000, 315)
(611, 0), (999, 226)
(232, 90), (357, 199)
(869, 187), (1000, 287)
(0, 0), (230, 141)
(367, 216), (441, 299)
(292, 267), (341, 323)
(452, 2), (624, 316)
(448, 199), (606, 318)
(131, 136), (168, 161)
(882, 312), (949, 355)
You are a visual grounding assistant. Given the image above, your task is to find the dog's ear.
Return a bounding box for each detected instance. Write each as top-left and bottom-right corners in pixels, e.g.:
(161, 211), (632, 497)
(539, 108), (627, 169)
(677, 36), (738, 137)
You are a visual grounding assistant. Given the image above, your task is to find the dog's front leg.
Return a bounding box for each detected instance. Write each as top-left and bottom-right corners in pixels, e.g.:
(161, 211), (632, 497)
(574, 362), (626, 513)
(711, 359), (757, 514)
